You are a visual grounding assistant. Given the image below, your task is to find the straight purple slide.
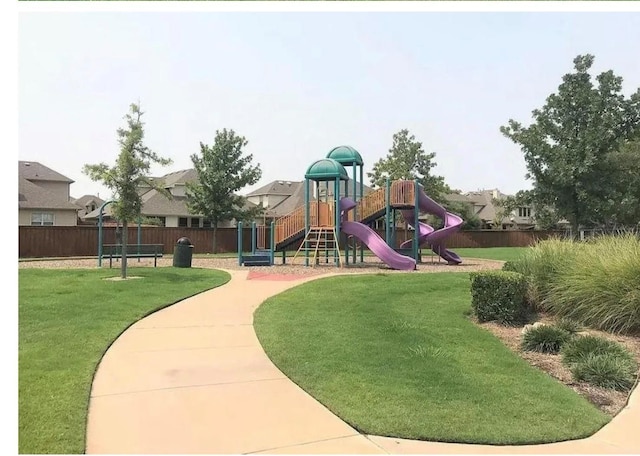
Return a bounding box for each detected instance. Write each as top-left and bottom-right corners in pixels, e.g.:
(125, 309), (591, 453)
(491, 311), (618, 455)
(342, 221), (416, 271)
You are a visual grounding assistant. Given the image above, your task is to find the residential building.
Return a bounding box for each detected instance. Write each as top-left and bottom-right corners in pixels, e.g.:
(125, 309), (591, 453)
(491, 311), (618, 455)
(83, 169), (260, 228)
(460, 189), (536, 230)
(19, 161), (80, 226)
(73, 194), (106, 223)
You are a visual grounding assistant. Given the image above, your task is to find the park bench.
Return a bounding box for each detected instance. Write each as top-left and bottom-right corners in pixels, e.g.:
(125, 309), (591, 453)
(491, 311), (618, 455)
(102, 244), (165, 268)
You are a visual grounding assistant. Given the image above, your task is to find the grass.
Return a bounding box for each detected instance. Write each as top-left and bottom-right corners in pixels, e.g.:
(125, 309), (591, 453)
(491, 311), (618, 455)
(254, 273), (609, 445)
(543, 235), (640, 334)
(561, 335), (636, 367)
(19, 267), (230, 454)
(570, 354), (638, 392)
(521, 325), (573, 354)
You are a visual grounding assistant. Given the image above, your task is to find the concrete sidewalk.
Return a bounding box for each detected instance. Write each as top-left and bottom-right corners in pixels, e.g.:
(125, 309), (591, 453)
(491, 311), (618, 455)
(86, 270), (639, 454)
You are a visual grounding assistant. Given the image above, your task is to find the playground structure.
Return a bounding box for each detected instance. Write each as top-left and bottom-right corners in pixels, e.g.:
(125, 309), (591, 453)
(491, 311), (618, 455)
(238, 146), (463, 270)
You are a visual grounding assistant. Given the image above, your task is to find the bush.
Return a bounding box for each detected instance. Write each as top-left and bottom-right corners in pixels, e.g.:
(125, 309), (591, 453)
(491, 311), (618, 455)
(521, 325), (573, 354)
(503, 238), (581, 310)
(561, 335), (635, 366)
(544, 234), (640, 334)
(554, 318), (582, 334)
(570, 353), (637, 391)
(501, 261), (518, 272)
(470, 271), (528, 325)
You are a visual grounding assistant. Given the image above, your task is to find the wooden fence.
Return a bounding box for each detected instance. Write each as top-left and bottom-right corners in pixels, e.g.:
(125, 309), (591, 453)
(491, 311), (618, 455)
(19, 225), (568, 259)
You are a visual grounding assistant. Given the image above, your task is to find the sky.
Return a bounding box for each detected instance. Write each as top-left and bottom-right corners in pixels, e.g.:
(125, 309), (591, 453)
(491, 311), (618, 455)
(18, 10), (640, 200)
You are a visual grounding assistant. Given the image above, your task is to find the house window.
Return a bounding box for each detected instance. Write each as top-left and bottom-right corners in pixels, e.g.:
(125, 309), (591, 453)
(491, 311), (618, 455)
(518, 207), (531, 218)
(203, 219), (211, 228)
(190, 218), (200, 228)
(178, 217), (188, 227)
(31, 212), (54, 226)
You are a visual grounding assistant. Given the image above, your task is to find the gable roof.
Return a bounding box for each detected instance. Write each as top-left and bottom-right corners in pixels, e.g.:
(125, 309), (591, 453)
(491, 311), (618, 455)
(19, 178), (80, 210)
(19, 161), (74, 183)
(73, 194), (106, 208)
(247, 180), (302, 197)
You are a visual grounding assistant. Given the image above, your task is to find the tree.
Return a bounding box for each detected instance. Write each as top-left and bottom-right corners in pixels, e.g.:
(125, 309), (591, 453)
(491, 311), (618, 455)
(186, 128), (263, 253)
(368, 129), (449, 200)
(500, 54), (640, 234)
(84, 103), (172, 278)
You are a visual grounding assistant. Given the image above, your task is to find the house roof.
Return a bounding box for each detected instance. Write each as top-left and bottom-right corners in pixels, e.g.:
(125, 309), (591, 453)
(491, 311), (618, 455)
(263, 182), (308, 218)
(444, 193), (473, 204)
(73, 194), (106, 208)
(19, 161), (74, 183)
(82, 167), (259, 219)
(19, 178), (80, 210)
(246, 180), (303, 197)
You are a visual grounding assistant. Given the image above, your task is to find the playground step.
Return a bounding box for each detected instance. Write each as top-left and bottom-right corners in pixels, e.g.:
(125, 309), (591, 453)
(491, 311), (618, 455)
(242, 254), (272, 267)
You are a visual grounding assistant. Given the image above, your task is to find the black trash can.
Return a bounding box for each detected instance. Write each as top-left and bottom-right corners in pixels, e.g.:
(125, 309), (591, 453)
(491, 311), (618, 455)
(173, 237), (194, 268)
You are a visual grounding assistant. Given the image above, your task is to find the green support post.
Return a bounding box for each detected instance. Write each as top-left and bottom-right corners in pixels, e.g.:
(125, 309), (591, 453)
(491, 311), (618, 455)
(385, 178), (391, 246)
(304, 178), (310, 267)
(334, 178), (340, 266)
(97, 200), (115, 267)
(344, 178), (349, 265)
(137, 216), (142, 262)
(270, 221), (275, 265)
(413, 180), (419, 264)
(391, 208), (396, 249)
(251, 222), (256, 254)
(360, 166), (364, 263)
(237, 221), (243, 266)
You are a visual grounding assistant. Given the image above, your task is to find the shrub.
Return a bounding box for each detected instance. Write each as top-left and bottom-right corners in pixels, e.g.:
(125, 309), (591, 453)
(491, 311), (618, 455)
(561, 335), (635, 366)
(570, 353), (637, 391)
(544, 234), (640, 334)
(501, 261), (518, 272)
(521, 324), (573, 353)
(470, 271), (528, 325)
(554, 318), (582, 334)
(504, 238), (581, 310)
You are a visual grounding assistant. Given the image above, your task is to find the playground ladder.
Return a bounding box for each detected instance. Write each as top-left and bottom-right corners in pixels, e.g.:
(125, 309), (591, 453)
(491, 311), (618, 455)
(291, 226), (343, 267)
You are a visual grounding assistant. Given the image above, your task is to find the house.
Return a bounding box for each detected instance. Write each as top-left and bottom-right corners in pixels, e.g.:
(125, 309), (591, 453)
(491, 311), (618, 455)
(461, 189), (536, 230)
(83, 168), (260, 228)
(72, 194), (105, 223)
(19, 161), (80, 226)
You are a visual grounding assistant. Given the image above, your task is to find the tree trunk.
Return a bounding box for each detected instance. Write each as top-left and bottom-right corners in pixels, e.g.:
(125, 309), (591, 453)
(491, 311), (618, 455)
(121, 220), (128, 279)
(212, 224), (218, 254)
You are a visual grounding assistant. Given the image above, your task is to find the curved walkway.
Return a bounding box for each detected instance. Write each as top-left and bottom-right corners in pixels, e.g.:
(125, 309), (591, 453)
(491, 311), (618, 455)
(86, 270), (639, 454)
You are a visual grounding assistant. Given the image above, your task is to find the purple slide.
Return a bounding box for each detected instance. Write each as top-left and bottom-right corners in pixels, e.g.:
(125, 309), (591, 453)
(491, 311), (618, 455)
(340, 197), (416, 271)
(400, 187), (463, 264)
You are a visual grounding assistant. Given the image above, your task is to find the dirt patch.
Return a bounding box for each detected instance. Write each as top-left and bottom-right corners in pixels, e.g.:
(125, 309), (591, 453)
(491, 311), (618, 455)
(476, 316), (640, 417)
(103, 276), (144, 281)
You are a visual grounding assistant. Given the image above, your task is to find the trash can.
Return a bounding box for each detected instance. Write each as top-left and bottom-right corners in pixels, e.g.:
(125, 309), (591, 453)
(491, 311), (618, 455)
(173, 237), (194, 268)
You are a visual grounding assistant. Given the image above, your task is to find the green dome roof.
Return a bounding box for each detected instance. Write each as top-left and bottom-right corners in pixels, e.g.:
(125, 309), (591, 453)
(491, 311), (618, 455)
(305, 158), (349, 181)
(326, 145), (363, 166)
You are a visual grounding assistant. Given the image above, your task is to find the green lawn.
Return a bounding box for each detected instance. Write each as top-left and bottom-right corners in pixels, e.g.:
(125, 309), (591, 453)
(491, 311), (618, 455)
(254, 273), (609, 445)
(19, 267), (230, 454)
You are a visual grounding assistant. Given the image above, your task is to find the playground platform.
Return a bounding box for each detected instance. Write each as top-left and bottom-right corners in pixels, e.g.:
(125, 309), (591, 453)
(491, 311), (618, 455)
(86, 270), (640, 454)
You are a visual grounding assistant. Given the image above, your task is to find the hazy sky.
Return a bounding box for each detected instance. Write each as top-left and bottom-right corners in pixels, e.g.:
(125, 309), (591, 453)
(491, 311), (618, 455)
(18, 11), (640, 199)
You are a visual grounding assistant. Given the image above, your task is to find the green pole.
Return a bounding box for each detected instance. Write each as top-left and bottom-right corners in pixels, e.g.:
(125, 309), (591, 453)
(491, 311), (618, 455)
(335, 178), (340, 266)
(97, 200), (115, 267)
(237, 221), (243, 266)
(385, 178), (391, 246)
(137, 216), (142, 262)
(344, 176), (349, 265)
(304, 178), (310, 267)
(270, 221), (275, 265)
(391, 208), (396, 249)
(352, 162), (357, 264)
(251, 221), (256, 254)
(360, 165), (364, 263)
(413, 180), (419, 263)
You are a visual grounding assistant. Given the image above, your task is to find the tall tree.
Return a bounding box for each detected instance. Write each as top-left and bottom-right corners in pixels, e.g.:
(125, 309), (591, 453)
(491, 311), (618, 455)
(186, 128), (262, 253)
(84, 103), (172, 278)
(500, 54), (640, 234)
(368, 129), (449, 199)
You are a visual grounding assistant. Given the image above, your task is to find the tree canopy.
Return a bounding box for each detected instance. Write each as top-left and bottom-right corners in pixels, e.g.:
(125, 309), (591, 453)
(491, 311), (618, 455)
(368, 129), (449, 200)
(500, 54), (640, 232)
(186, 128), (262, 253)
(84, 103), (172, 278)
